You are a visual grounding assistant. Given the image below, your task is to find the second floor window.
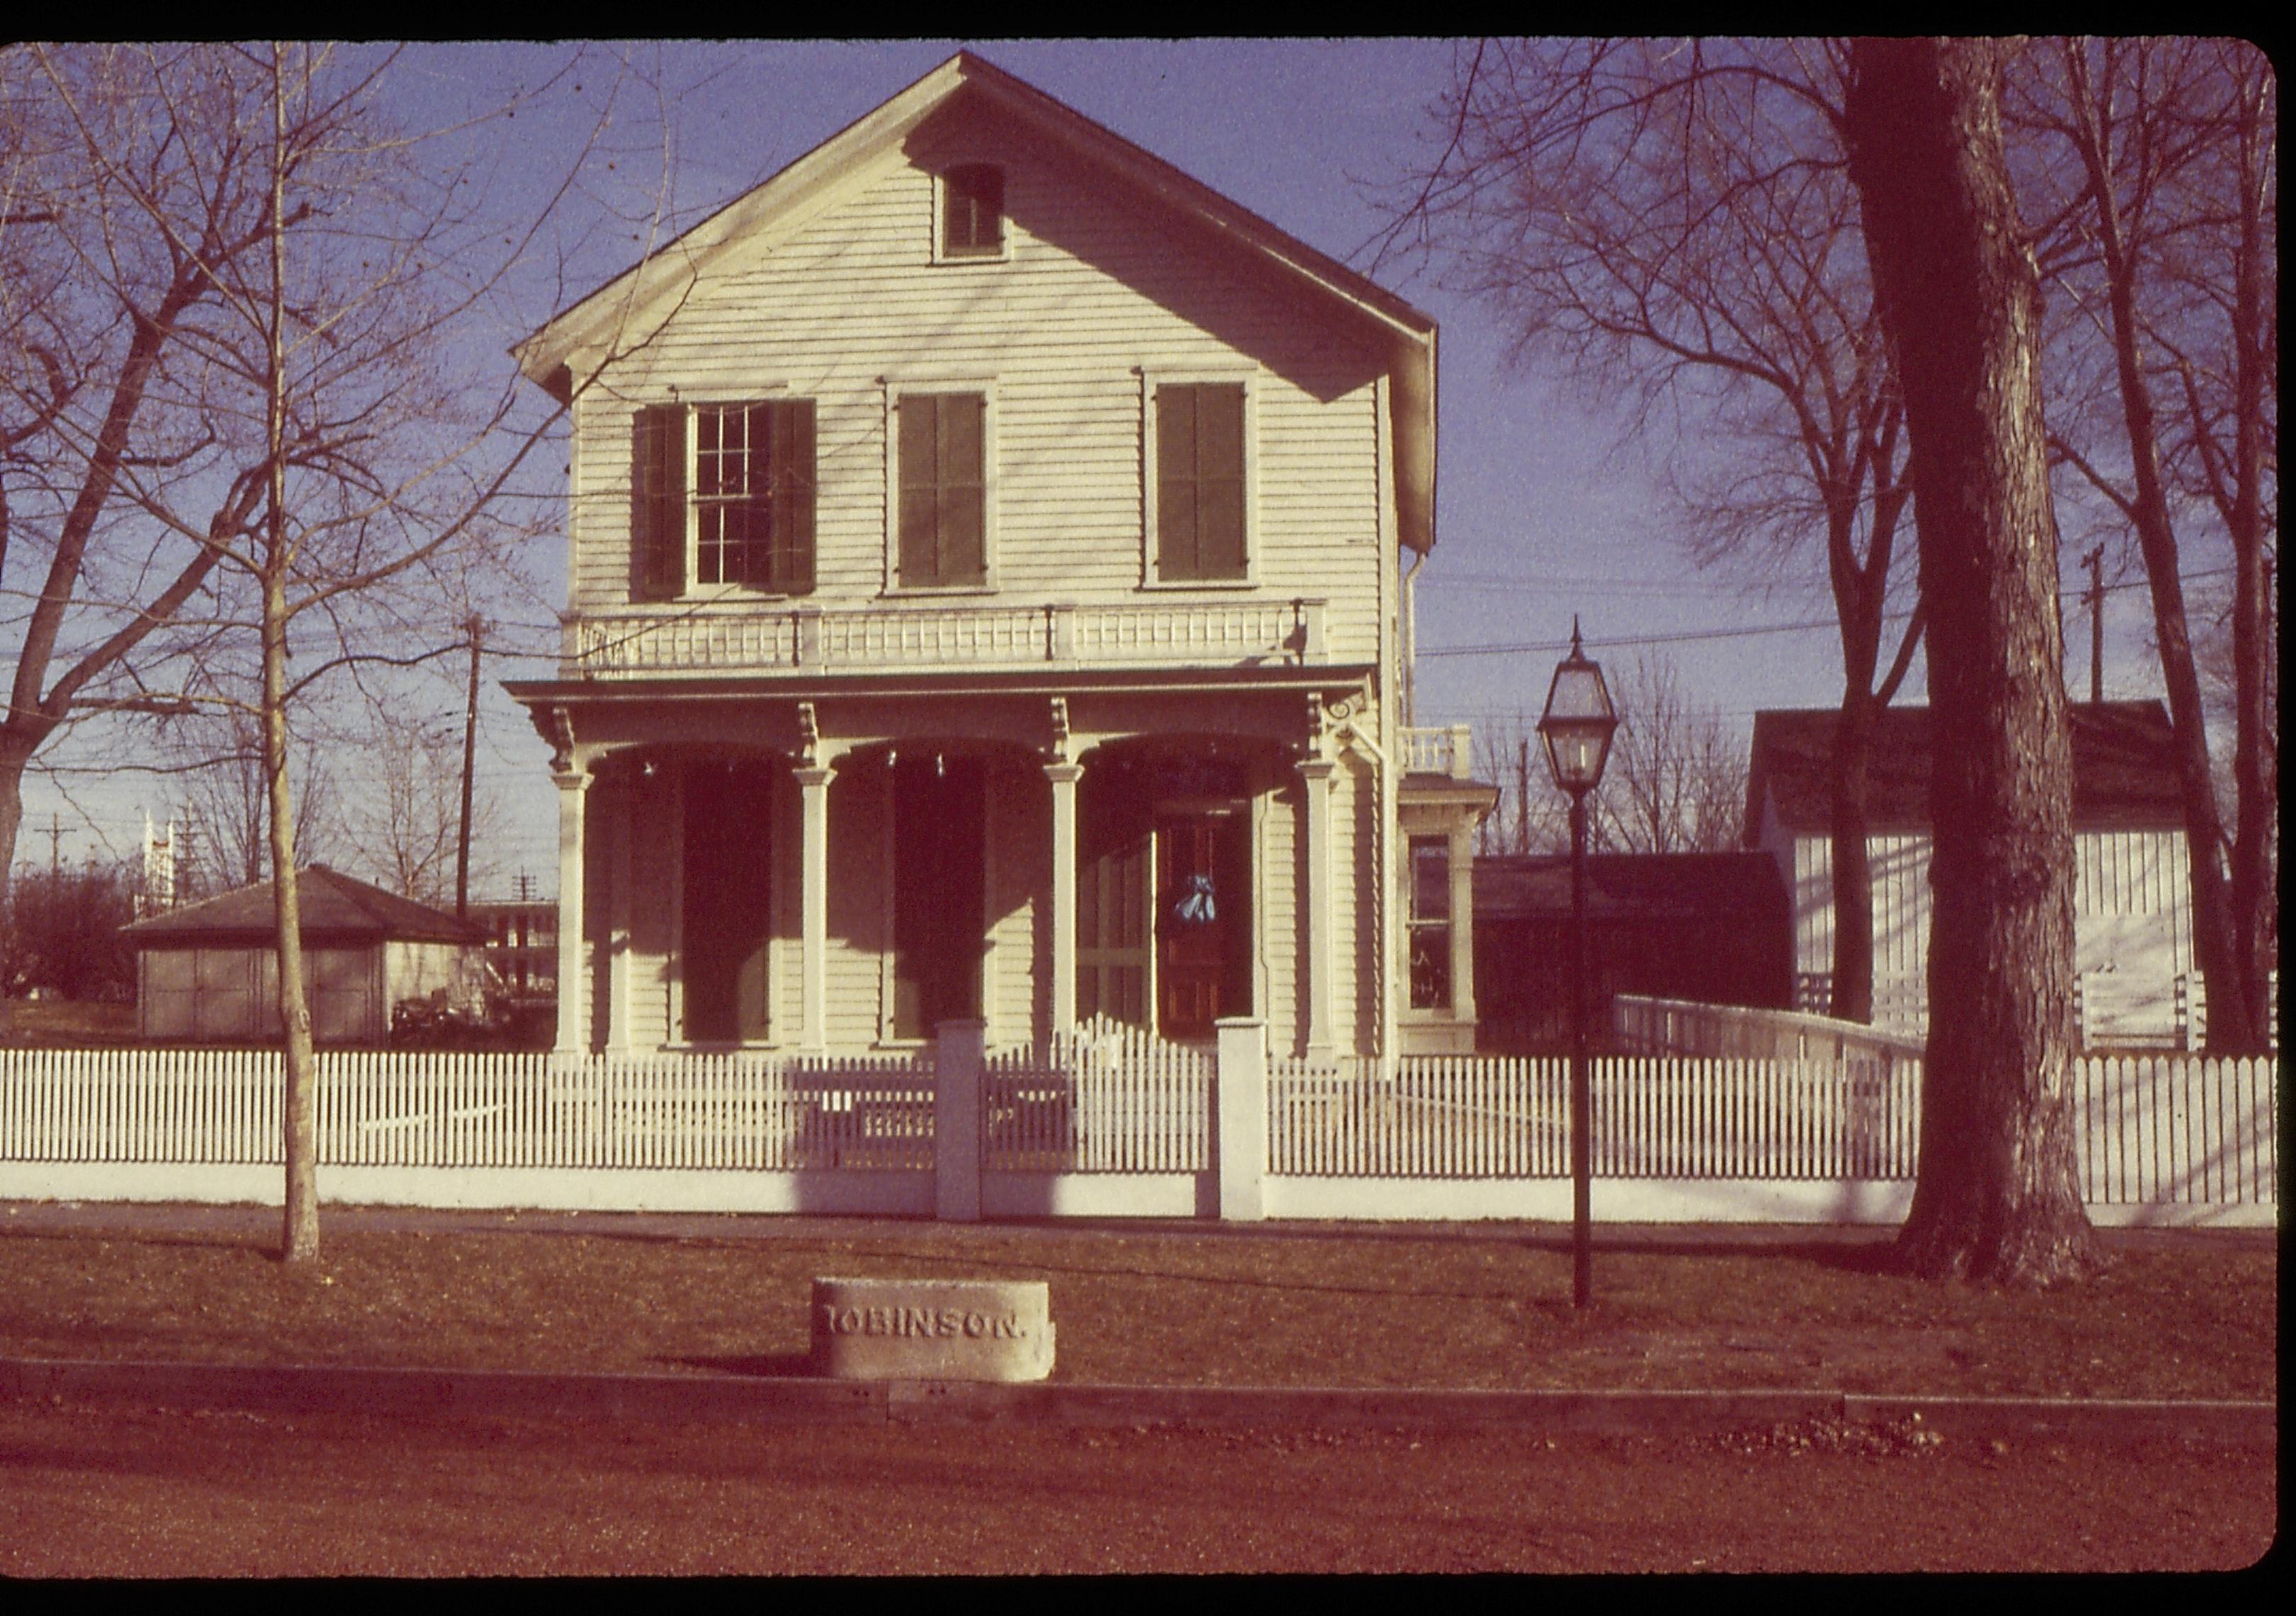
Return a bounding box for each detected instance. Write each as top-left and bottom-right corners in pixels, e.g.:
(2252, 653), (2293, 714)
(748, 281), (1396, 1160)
(898, 393), (986, 588)
(1154, 382), (1246, 581)
(631, 400), (816, 599)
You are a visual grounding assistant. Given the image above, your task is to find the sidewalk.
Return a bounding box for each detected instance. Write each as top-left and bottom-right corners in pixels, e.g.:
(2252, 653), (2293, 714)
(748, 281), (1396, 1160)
(4, 1197), (2272, 1249)
(2, 1353), (2274, 1446)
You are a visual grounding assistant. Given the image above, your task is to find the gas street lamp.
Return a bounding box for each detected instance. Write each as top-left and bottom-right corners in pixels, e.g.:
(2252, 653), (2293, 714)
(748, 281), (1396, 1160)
(1536, 618), (1616, 1309)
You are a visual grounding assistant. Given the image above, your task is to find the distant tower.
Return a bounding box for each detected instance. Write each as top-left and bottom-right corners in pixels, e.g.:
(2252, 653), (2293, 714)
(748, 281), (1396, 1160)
(140, 811), (177, 917)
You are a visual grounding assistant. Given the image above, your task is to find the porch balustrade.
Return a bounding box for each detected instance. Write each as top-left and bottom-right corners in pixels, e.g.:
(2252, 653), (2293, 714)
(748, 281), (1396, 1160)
(1400, 722), (1474, 778)
(561, 597), (1329, 678)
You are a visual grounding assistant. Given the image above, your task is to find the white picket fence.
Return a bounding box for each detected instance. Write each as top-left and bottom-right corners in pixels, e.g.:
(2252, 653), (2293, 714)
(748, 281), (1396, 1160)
(982, 1023), (1209, 1174)
(1268, 1055), (1916, 1182)
(0, 1048), (935, 1174)
(0, 1042), (2275, 1223)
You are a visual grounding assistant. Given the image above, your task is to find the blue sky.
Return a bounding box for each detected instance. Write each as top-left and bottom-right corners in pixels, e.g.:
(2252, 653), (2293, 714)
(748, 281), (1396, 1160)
(25, 39), (2171, 890)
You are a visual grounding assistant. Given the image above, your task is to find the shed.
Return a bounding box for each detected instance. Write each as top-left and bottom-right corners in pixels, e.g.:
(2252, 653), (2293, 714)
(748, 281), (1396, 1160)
(1472, 851), (1791, 1053)
(124, 865), (489, 1045)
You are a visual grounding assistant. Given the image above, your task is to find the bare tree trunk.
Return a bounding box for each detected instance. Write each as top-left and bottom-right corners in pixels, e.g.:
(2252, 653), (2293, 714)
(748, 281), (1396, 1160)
(2222, 60), (2275, 1055)
(266, 572), (318, 1264)
(263, 46), (318, 1266)
(1827, 689), (1878, 1025)
(1846, 37), (2100, 1284)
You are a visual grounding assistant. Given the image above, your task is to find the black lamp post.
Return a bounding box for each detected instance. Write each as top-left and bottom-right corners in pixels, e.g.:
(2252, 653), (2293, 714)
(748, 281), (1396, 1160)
(1536, 617), (1616, 1309)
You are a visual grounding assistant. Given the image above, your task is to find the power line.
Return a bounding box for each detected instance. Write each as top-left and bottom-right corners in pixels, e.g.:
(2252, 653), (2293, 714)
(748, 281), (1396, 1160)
(1415, 564), (2242, 661)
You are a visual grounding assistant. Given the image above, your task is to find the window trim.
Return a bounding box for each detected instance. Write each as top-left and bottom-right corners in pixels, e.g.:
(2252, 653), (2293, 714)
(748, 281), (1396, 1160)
(879, 378), (1000, 596)
(933, 163), (1011, 266)
(1139, 368), (1259, 590)
(630, 393), (817, 604)
(1405, 833), (1454, 1014)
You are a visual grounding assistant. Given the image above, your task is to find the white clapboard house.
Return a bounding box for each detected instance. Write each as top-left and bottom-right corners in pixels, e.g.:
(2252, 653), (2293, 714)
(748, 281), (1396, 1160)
(504, 53), (1495, 1060)
(1744, 700), (2198, 1045)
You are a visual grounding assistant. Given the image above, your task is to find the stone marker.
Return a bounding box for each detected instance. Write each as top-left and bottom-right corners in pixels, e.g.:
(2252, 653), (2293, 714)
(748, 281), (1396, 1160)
(811, 1277), (1054, 1382)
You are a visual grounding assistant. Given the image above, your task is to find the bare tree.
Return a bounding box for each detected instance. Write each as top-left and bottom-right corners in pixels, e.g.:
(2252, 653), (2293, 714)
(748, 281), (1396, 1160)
(1374, 40), (1922, 1023)
(9, 42), (669, 1260)
(347, 702), (505, 908)
(1, 47), (274, 1011)
(2010, 38), (2277, 1053)
(167, 705), (344, 894)
(1474, 714), (1569, 856)
(1845, 36), (2099, 1284)
(1589, 651), (1748, 855)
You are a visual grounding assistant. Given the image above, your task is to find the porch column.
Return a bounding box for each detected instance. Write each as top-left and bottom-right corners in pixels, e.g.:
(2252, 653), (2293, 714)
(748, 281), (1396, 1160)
(553, 768), (590, 1055)
(1296, 757), (1336, 1055)
(1045, 760), (1084, 1036)
(1448, 824), (1476, 1027)
(796, 761), (836, 1053)
(607, 775), (633, 1051)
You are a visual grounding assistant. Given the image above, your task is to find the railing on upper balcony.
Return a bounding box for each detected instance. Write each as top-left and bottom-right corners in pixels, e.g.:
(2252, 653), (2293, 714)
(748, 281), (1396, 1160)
(1400, 722), (1474, 778)
(561, 598), (1330, 678)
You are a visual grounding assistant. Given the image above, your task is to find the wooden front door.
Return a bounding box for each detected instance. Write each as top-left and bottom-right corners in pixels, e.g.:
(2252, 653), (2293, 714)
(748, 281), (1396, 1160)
(1156, 809), (1249, 1040)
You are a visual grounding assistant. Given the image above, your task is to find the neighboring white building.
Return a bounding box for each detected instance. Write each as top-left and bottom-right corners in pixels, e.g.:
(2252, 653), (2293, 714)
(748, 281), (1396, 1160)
(1744, 701), (2197, 1045)
(504, 54), (1491, 1060)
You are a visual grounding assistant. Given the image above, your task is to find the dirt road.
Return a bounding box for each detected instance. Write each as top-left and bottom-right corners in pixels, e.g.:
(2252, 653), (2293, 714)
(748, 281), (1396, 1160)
(0, 1399), (2270, 1574)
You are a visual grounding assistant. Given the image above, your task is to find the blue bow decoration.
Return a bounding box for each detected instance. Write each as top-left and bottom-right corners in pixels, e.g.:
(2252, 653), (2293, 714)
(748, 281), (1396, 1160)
(1172, 873), (1217, 925)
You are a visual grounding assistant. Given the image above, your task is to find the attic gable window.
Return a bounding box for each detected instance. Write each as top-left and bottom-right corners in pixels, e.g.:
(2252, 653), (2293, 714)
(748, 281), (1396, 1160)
(939, 164), (1006, 260)
(631, 400), (816, 598)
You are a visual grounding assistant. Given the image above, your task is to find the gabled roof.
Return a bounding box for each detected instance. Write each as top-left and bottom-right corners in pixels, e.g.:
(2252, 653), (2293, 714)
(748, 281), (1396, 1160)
(123, 865), (483, 948)
(513, 51), (1439, 552)
(1745, 700), (2188, 840)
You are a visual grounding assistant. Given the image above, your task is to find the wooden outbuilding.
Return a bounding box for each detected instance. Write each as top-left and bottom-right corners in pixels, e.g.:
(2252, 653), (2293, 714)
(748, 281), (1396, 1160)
(1471, 851), (1791, 1054)
(124, 865), (489, 1045)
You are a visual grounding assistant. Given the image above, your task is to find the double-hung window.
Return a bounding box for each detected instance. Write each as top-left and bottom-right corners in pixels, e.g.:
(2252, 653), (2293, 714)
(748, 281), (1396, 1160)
(631, 400), (816, 599)
(1151, 381), (1248, 583)
(1407, 836), (1453, 1011)
(939, 164), (1005, 260)
(896, 392), (987, 589)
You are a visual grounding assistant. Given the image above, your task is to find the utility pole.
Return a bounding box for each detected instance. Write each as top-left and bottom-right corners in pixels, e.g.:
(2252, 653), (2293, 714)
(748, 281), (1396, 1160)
(456, 615), (483, 923)
(43, 814), (63, 877)
(2081, 545), (2106, 704)
(1515, 737), (1532, 855)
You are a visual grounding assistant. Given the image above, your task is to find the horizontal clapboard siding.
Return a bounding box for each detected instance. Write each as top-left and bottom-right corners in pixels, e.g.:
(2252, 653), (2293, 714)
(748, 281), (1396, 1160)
(568, 140), (1388, 666)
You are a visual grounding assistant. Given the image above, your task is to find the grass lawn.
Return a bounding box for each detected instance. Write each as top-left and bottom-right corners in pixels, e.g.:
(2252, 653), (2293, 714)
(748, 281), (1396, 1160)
(0, 1211), (2271, 1401)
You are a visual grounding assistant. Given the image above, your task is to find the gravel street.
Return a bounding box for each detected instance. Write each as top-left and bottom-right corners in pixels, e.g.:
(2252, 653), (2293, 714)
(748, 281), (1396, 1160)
(0, 1398), (2272, 1575)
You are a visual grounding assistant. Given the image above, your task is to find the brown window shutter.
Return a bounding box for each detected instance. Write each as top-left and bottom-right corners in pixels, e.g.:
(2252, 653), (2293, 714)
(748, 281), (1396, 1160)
(768, 399), (816, 594)
(898, 395), (940, 584)
(1156, 383), (1245, 581)
(899, 393), (986, 587)
(938, 393), (985, 584)
(1196, 384), (1244, 578)
(631, 404), (685, 600)
(1156, 386), (1199, 578)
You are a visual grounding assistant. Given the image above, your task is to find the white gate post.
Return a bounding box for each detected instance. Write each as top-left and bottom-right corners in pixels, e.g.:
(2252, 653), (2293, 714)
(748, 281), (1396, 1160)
(935, 1019), (985, 1223)
(1216, 1017), (1267, 1221)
